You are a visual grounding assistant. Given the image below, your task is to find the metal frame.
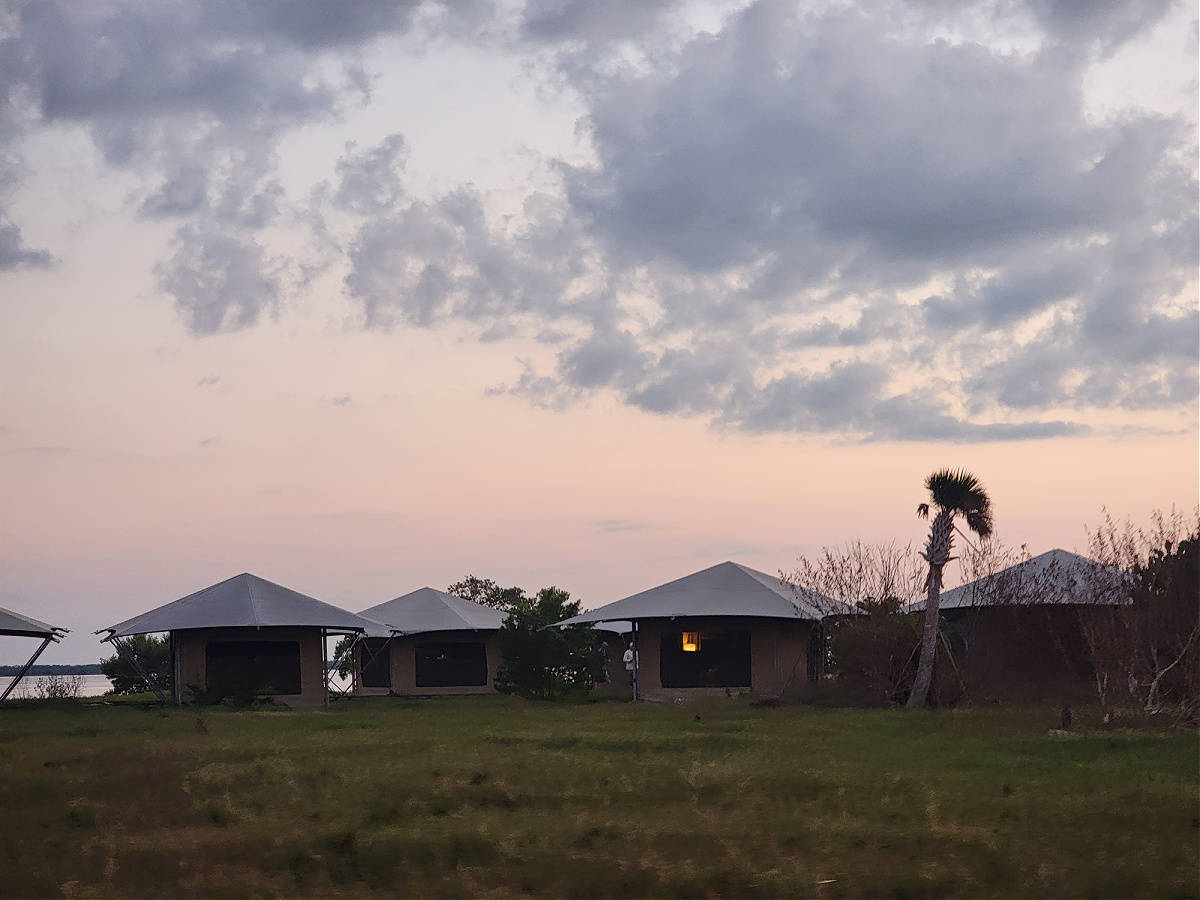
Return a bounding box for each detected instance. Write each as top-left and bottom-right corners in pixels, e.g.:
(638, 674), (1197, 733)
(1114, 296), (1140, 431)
(323, 628), (373, 703)
(0, 627), (68, 702)
(631, 620), (640, 701)
(351, 633), (396, 694)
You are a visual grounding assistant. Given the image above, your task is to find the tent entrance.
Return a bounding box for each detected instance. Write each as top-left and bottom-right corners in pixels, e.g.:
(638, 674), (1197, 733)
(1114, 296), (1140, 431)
(205, 640), (301, 698)
(360, 638), (392, 688)
(660, 630), (751, 688)
(415, 641), (487, 687)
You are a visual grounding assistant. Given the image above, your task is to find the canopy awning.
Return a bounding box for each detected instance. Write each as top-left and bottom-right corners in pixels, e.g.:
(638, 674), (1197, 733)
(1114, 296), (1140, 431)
(554, 561), (828, 627)
(98, 573), (377, 639)
(0, 606), (67, 640)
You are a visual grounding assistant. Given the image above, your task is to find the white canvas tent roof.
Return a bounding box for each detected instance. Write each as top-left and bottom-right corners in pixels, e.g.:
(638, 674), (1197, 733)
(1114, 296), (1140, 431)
(0, 606), (66, 640)
(554, 561), (827, 626)
(909, 549), (1127, 611)
(1, 606), (69, 702)
(358, 587), (506, 637)
(98, 573), (377, 639)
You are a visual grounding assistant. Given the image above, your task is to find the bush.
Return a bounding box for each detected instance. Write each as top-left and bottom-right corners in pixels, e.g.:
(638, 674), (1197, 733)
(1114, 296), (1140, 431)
(494, 587), (603, 700)
(30, 674), (83, 700)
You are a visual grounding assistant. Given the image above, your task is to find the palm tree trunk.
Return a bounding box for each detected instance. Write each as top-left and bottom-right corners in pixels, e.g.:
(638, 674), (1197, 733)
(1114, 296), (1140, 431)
(908, 509), (953, 709)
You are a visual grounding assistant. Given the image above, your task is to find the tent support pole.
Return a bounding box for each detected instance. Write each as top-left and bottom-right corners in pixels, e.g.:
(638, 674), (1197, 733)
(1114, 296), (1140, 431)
(171, 632), (182, 706)
(632, 620), (639, 702)
(0, 636), (53, 702)
(322, 628), (329, 709)
(110, 635), (170, 704)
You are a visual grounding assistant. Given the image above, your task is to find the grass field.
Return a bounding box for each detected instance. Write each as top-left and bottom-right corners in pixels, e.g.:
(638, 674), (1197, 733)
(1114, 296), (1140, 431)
(0, 696), (1195, 898)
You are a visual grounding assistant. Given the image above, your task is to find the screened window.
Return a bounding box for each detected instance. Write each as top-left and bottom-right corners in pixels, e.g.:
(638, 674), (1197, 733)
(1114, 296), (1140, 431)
(205, 641), (301, 697)
(360, 638), (391, 689)
(659, 630), (751, 688)
(415, 641), (488, 687)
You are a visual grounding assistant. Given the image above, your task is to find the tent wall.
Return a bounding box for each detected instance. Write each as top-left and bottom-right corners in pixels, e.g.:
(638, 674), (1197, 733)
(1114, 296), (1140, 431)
(174, 626), (327, 707)
(940, 605), (1098, 703)
(355, 629), (501, 696)
(633, 617), (816, 701)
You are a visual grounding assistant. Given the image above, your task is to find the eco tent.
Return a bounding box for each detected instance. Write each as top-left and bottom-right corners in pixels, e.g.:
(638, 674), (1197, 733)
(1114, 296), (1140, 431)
(907, 549), (1128, 702)
(554, 561), (830, 701)
(0, 607), (68, 701)
(354, 587), (507, 695)
(97, 573), (378, 706)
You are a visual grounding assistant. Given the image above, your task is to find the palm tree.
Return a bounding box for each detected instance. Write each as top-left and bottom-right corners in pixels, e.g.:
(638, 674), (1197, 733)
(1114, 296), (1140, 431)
(906, 469), (993, 709)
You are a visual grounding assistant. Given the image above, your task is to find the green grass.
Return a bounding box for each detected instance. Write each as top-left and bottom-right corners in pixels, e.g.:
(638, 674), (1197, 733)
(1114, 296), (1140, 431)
(0, 697), (1195, 898)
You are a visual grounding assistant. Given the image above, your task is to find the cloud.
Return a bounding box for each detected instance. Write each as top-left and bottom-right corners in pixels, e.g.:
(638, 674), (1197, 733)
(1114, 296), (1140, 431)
(0, 216), (53, 270)
(0, 0), (1194, 440)
(341, 176), (593, 330)
(156, 226), (281, 334)
(449, 1), (1197, 439)
(1021, 0), (1177, 55)
(195, 374), (222, 388)
(595, 518), (644, 533)
(0, 0), (422, 328)
(326, 395), (353, 407)
(331, 134), (409, 216)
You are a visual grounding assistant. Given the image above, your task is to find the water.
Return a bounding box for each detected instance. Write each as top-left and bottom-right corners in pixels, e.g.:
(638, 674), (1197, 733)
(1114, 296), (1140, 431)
(1, 673), (113, 699)
(1, 672), (355, 700)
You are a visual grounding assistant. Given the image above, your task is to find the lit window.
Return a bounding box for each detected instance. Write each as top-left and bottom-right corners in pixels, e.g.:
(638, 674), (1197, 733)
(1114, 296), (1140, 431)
(682, 632), (700, 652)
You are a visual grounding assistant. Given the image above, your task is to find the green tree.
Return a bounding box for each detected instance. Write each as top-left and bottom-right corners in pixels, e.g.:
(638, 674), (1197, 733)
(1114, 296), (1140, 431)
(331, 635), (356, 679)
(908, 469), (993, 709)
(100, 634), (172, 696)
(447, 575), (525, 611)
(494, 587), (603, 700)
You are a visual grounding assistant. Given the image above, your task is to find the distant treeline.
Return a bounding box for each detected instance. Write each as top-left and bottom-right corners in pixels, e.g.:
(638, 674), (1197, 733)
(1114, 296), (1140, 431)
(0, 664), (103, 676)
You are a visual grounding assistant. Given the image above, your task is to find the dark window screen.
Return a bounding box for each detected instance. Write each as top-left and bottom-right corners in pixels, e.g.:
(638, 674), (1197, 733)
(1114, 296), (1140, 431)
(415, 641), (488, 687)
(360, 638), (391, 689)
(659, 630), (751, 688)
(205, 641), (302, 697)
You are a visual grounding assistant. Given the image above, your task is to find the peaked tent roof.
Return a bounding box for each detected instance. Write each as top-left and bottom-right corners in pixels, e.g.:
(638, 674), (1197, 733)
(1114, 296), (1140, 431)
(554, 561), (827, 626)
(0, 606), (67, 640)
(358, 587), (507, 637)
(99, 573), (378, 639)
(910, 549), (1127, 611)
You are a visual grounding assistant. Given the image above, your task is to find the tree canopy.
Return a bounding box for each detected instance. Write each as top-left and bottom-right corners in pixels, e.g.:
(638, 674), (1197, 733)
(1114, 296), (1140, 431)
(99, 634), (172, 696)
(494, 586), (604, 700)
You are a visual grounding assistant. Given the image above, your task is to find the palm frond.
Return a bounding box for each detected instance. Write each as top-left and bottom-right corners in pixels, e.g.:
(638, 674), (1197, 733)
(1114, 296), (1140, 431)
(965, 505), (993, 538)
(924, 468), (992, 522)
(916, 502), (930, 519)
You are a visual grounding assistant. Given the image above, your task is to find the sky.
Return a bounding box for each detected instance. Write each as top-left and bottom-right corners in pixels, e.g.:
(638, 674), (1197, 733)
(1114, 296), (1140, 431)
(0, 0), (1196, 665)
